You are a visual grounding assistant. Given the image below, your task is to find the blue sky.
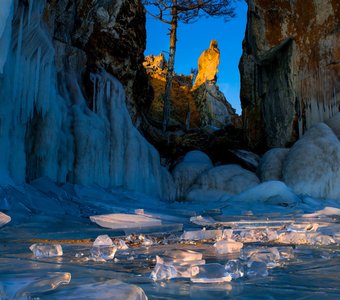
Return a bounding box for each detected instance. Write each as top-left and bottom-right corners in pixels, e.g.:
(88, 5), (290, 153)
(145, 1), (248, 114)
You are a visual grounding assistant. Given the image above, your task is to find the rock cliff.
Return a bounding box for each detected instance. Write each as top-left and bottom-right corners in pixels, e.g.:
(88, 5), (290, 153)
(240, 0), (340, 149)
(0, 0), (175, 200)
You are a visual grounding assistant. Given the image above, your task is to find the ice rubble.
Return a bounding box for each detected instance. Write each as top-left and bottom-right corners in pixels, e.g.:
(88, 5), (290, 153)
(193, 164), (260, 195)
(181, 230), (223, 241)
(172, 150), (213, 199)
(0, 0), (175, 200)
(29, 243), (63, 258)
(191, 264), (232, 283)
(214, 239), (243, 254)
(224, 260), (244, 279)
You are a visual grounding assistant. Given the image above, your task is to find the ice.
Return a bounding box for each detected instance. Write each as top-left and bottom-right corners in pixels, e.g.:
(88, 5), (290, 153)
(150, 255), (204, 281)
(243, 248), (281, 268)
(29, 243), (63, 258)
(116, 239), (129, 250)
(287, 223), (319, 232)
(214, 239), (243, 254)
(185, 188), (230, 203)
(246, 261), (268, 277)
(163, 250), (203, 262)
(193, 164), (260, 195)
(277, 232), (336, 246)
(50, 280), (148, 300)
(282, 123), (340, 200)
(190, 215), (216, 226)
(172, 150), (213, 199)
(230, 149), (260, 170)
(0, 211), (11, 227)
(90, 213), (162, 229)
(191, 264), (232, 283)
(90, 235), (117, 260)
(0, 0), (14, 74)
(14, 272), (71, 299)
(257, 148), (289, 181)
(181, 229), (223, 241)
(303, 206), (340, 217)
(224, 260), (245, 279)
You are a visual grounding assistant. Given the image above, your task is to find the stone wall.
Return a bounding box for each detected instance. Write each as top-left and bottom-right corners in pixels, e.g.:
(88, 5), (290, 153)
(240, 0), (340, 149)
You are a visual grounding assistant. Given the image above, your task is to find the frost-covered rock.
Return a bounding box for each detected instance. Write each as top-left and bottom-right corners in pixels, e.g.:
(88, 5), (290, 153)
(257, 148), (289, 181)
(282, 123), (340, 200)
(193, 164), (260, 195)
(172, 151), (213, 199)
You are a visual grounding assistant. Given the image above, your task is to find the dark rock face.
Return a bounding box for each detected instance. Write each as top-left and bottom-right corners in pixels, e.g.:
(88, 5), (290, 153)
(44, 0), (148, 121)
(240, 0), (340, 150)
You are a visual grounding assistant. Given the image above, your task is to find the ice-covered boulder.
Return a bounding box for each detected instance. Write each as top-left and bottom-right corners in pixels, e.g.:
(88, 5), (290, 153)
(193, 164), (260, 195)
(257, 148), (289, 181)
(282, 123), (340, 200)
(325, 112), (340, 140)
(222, 181), (300, 215)
(185, 188), (230, 202)
(172, 151), (213, 200)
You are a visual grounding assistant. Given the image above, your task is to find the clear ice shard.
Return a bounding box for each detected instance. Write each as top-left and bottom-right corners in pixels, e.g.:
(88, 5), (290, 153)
(244, 247), (281, 268)
(90, 213), (162, 229)
(90, 235), (117, 260)
(14, 272), (71, 299)
(225, 260), (244, 279)
(0, 211), (11, 227)
(29, 243), (63, 257)
(191, 263), (232, 283)
(214, 239), (243, 254)
(180, 229), (222, 241)
(150, 250), (205, 281)
(246, 261), (268, 277)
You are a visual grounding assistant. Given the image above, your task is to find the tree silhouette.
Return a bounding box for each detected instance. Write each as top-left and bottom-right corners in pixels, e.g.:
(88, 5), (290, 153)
(142, 0), (236, 132)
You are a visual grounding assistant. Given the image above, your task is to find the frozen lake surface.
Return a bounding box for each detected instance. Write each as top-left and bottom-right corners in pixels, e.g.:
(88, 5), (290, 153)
(0, 180), (339, 299)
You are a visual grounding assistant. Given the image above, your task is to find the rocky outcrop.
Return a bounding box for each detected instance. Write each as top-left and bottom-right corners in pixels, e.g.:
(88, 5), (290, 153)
(193, 40), (220, 89)
(240, 0), (340, 150)
(0, 0), (175, 200)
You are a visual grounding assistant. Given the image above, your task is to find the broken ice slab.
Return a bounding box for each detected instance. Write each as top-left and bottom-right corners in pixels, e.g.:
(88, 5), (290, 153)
(90, 235), (117, 260)
(225, 260), (244, 279)
(29, 243), (63, 257)
(90, 213), (162, 229)
(191, 263), (232, 283)
(150, 255), (205, 281)
(190, 215), (216, 226)
(14, 272), (71, 299)
(303, 206), (340, 217)
(116, 239), (129, 250)
(242, 247), (281, 268)
(0, 211), (11, 227)
(214, 239), (243, 254)
(277, 232), (336, 245)
(181, 229), (223, 241)
(49, 279), (148, 300)
(163, 250), (203, 262)
(246, 261), (268, 277)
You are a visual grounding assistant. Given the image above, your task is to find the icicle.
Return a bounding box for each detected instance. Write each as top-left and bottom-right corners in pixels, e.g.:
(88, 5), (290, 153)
(28, 0), (34, 27)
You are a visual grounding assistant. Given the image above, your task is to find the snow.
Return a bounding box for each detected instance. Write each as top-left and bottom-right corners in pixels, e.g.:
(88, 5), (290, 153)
(282, 123), (340, 200)
(257, 148), (289, 181)
(193, 164), (260, 195)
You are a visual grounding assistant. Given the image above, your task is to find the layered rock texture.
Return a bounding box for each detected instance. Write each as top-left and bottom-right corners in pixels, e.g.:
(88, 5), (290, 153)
(0, 0), (175, 199)
(240, 0), (340, 149)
